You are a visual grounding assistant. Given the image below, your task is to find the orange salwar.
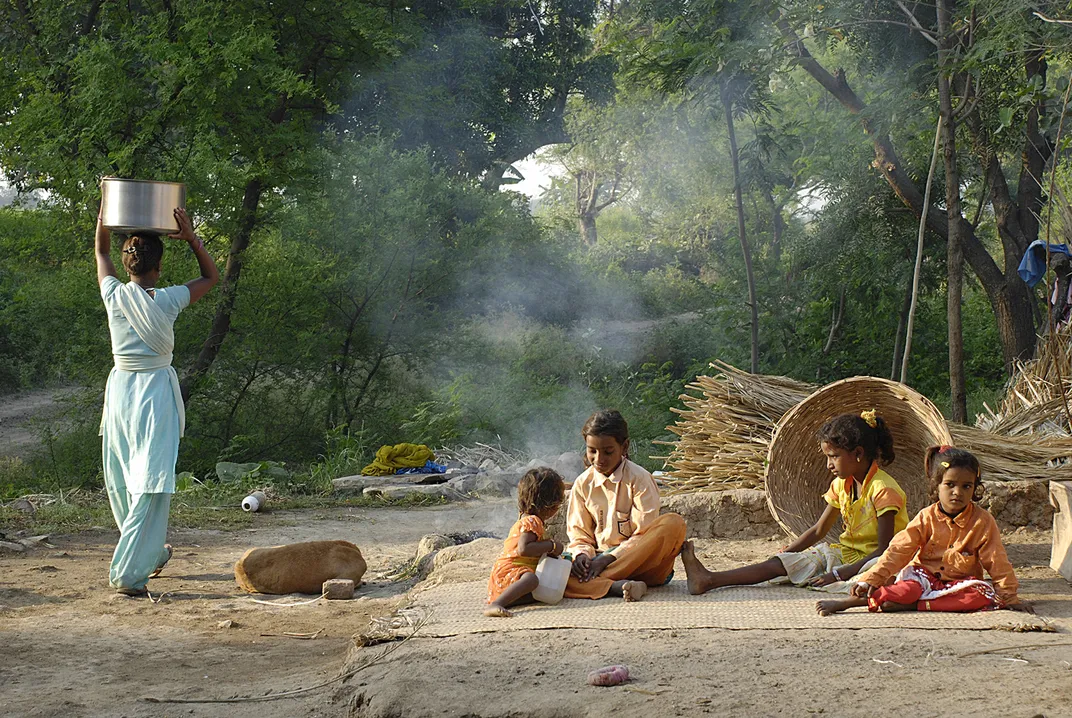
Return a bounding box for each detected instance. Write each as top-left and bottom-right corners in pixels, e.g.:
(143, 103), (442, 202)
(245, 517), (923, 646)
(564, 513), (686, 599)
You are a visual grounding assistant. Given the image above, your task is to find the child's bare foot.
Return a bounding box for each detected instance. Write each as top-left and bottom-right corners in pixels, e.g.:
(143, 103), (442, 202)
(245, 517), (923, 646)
(878, 600), (916, 612)
(680, 541), (718, 595)
(483, 604), (514, 618)
(815, 596), (865, 616)
(622, 580), (647, 602)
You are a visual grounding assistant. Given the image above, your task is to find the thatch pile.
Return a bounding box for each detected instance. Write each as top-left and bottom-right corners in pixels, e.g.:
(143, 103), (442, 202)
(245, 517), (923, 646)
(656, 361), (1072, 496)
(653, 361), (812, 492)
(976, 326), (1072, 437)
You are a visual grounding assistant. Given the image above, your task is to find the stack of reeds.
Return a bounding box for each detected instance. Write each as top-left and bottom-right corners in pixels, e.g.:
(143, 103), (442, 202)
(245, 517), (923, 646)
(976, 326), (1072, 437)
(653, 361), (812, 493)
(656, 362), (1072, 495)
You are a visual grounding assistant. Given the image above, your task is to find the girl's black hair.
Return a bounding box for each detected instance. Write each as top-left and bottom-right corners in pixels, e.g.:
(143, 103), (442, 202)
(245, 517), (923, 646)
(121, 233), (164, 276)
(517, 467), (565, 516)
(581, 409), (630, 465)
(924, 445), (983, 502)
(582, 409), (629, 444)
(817, 411), (896, 466)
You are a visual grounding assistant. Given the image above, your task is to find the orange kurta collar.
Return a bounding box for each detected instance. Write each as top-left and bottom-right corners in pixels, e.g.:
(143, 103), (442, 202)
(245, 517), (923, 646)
(594, 460), (627, 487)
(937, 500), (975, 528)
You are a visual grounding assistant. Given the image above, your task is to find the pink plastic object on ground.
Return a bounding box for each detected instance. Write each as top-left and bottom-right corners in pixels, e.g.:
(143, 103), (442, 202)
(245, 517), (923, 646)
(587, 665), (630, 686)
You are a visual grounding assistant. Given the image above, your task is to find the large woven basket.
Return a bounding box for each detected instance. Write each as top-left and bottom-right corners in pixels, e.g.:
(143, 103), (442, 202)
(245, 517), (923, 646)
(765, 377), (952, 540)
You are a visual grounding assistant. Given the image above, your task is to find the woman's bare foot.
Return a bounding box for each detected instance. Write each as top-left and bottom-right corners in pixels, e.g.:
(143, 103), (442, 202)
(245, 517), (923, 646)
(878, 600), (916, 612)
(680, 541), (718, 595)
(815, 596), (866, 616)
(622, 580), (647, 602)
(483, 604), (514, 618)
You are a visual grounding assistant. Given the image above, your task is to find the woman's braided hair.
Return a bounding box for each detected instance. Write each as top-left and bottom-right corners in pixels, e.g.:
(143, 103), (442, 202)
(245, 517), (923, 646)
(121, 233), (164, 276)
(517, 467), (565, 516)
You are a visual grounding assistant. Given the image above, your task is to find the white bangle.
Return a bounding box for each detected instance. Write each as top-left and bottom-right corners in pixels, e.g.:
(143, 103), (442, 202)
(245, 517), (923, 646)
(832, 567), (843, 581)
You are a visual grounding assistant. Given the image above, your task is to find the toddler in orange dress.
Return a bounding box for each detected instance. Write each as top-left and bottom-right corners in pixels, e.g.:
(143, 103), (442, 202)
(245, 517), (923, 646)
(485, 467), (566, 617)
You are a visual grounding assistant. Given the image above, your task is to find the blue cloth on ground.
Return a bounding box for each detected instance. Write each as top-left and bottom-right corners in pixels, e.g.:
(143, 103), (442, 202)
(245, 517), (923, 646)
(397, 460), (447, 475)
(1018, 240), (1072, 287)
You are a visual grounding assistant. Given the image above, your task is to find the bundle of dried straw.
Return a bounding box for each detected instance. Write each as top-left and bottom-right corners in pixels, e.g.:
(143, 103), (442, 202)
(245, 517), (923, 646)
(976, 326), (1072, 437)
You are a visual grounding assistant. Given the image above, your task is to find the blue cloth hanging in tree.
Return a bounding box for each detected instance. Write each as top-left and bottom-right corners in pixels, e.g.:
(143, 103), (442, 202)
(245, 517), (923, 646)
(1018, 240), (1072, 287)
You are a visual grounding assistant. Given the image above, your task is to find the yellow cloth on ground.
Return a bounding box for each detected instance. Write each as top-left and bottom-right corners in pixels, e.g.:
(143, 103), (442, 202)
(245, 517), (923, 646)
(361, 443), (435, 476)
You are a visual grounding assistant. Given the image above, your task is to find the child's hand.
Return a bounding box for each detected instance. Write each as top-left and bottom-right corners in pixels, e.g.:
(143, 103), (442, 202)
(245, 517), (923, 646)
(1008, 600), (1034, 614)
(850, 582), (874, 598)
(807, 572), (838, 588)
(571, 553), (591, 579)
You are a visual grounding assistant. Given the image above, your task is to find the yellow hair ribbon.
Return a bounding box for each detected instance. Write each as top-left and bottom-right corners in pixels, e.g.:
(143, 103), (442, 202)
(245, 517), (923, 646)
(860, 409), (878, 428)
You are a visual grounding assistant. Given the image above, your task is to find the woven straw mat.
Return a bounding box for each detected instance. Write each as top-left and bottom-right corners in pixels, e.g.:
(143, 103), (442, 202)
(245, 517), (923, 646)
(766, 377), (952, 540)
(391, 578), (1045, 637)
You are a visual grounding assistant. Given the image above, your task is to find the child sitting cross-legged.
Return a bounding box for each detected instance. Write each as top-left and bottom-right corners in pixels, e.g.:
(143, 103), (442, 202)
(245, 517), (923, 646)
(484, 467), (566, 618)
(817, 446), (1032, 616)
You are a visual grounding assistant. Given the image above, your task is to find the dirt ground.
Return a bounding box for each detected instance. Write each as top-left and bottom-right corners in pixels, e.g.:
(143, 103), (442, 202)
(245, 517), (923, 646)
(2, 500), (1071, 718)
(0, 387), (74, 458)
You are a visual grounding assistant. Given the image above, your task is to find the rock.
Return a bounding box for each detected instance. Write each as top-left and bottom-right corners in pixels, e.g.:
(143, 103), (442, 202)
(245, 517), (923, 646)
(216, 619), (235, 629)
(416, 534), (455, 561)
(18, 535), (53, 549)
(323, 578), (355, 599)
(552, 452), (585, 482)
(9, 498), (35, 515)
(0, 540), (26, 553)
(410, 473), (449, 485)
(333, 474), (447, 493)
(445, 466), (478, 477)
(478, 458), (500, 472)
(421, 538), (501, 583)
(662, 490), (779, 539)
(447, 473), (515, 498)
(361, 484), (463, 501)
(979, 480), (1053, 530)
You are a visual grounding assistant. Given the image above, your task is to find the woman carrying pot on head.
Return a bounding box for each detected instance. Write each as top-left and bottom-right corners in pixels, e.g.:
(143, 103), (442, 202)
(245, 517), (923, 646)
(94, 198), (218, 596)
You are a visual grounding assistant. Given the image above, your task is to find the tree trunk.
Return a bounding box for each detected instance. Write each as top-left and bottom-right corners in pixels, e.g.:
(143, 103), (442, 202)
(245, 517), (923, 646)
(579, 212), (598, 246)
(179, 177), (265, 401)
(891, 277), (913, 380)
(774, 14), (1037, 372)
(763, 187), (784, 264)
(722, 81), (759, 373)
(823, 287), (846, 355)
(937, 0), (967, 422)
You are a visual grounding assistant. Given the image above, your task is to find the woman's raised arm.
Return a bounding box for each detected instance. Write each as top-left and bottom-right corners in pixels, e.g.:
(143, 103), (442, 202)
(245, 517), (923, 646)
(95, 214), (117, 285)
(170, 208), (219, 304)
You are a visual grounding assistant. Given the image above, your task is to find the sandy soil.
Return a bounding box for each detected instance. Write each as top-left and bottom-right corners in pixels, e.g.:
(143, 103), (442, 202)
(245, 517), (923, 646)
(0, 387), (76, 458)
(1, 503), (1070, 718)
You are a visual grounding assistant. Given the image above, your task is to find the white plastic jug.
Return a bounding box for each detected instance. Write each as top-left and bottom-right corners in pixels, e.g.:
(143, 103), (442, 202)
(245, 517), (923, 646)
(531, 555), (571, 604)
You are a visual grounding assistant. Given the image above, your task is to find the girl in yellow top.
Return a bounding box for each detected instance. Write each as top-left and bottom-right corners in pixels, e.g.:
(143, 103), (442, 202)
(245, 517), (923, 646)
(485, 467), (566, 617)
(681, 410), (908, 594)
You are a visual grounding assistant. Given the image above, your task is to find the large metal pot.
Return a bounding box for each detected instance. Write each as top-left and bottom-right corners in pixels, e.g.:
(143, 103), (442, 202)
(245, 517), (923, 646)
(100, 178), (186, 234)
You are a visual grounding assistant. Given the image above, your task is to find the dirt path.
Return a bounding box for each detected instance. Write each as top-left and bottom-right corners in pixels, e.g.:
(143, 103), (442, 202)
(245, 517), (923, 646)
(1, 504), (1069, 718)
(0, 387), (78, 459)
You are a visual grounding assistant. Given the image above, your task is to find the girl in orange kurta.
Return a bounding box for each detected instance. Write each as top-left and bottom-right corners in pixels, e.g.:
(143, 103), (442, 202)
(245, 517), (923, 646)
(485, 467), (566, 617)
